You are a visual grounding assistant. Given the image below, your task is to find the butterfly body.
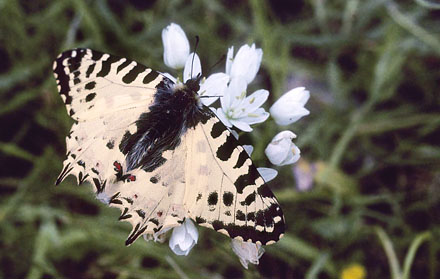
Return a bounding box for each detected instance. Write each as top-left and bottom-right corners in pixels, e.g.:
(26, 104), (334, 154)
(53, 48), (285, 246)
(120, 75), (209, 172)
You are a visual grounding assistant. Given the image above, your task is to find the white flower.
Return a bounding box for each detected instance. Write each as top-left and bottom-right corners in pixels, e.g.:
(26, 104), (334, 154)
(257, 167), (278, 182)
(198, 73), (229, 106)
(162, 23), (190, 69)
(270, 87), (310, 126)
(231, 239), (265, 269)
(226, 44), (263, 84)
(216, 78), (269, 132)
(265, 130), (300, 166)
(161, 23), (228, 106)
(169, 218), (198, 256)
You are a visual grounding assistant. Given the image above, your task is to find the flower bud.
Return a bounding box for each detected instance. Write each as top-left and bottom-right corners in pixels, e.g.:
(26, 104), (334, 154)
(162, 23), (190, 69)
(270, 87), (310, 126)
(169, 218), (198, 256)
(265, 131), (300, 166)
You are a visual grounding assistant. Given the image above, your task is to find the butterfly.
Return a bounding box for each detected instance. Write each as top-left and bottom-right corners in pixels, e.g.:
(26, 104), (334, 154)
(53, 48), (285, 246)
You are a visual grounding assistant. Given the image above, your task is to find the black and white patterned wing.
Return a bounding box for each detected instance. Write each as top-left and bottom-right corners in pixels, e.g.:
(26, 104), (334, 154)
(53, 48), (169, 191)
(184, 114), (285, 245)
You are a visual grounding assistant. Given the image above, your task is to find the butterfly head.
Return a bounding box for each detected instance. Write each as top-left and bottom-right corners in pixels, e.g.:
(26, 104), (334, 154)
(184, 73), (202, 94)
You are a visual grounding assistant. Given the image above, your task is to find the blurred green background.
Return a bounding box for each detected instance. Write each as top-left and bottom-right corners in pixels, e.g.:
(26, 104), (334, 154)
(1, 0), (440, 278)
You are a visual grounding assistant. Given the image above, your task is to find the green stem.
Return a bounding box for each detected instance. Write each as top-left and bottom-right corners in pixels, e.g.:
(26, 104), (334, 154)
(375, 227), (402, 279)
(402, 231), (432, 279)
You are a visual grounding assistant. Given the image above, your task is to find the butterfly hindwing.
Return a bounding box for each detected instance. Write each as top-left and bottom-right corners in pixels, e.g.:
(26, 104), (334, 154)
(185, 114), (285, 245)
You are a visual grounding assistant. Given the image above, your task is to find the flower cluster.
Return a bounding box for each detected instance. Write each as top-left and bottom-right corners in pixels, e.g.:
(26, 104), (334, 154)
(159, 23), (310, 268)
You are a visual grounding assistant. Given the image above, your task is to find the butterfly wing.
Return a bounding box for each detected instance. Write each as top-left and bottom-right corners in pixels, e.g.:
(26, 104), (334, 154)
(184, 113), (285, 245)
(54, 48), (188, 243)
(53, 48), (169, 188)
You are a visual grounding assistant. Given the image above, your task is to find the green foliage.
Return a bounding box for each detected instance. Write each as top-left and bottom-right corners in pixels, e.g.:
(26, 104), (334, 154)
(1, 0), (439, 278)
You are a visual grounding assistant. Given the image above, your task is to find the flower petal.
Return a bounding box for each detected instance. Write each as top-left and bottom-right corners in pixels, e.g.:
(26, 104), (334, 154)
(221, 78), (247, 112)
(184, 218), (198, 243)
(243, 145), (254, 156)
(242, 89), (269, 114)
(231, 239), (265, 269)
(270, 87), (310, 126)
(199, 73), (229, 106)
(257, 167), (278, 182)
(230, 44), (263, 84)
(183, 52), (202, 82)
(240, 108), (270, 125)
(226, 46), (234, 75)
(265, 130), (299, 166)
(215, 108), (233, 128)
(169, 219), (198, 256)
(162, 23), (190, 69)
(230, 119), (253, 132)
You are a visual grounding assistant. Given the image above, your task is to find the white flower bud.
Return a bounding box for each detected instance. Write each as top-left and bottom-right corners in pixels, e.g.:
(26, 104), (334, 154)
(227, 44), (263, 84)
(265, 130), (300, 166)
(270, 87), (310, 126)
(162, 23), (190, 69)
(231, 239), (265, 269)
(169, 218), (198, 256)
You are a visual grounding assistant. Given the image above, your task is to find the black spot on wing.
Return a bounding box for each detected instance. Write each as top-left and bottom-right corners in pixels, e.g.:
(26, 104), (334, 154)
(55, 162), (73, 185)
(106, 140), (114, 149)
(97, 55), (120, 77)
(65, 95), (73, 105)
(91, 50), (103, 61)
(234, 165), (259, 194)
(85, 63), (95, 78)
(136, 209), (146, 219)
(223, 191), (234, 206)
(117, 59), (132, 73)
(150, 176), (158, 184)
(211, 121), (225, 139)
(257, 183), (276, 198)
(242, 192), (256, 206)
(85, 93), (96, 102)
(119, 208), (132, 220)
(208, 192), (218, 205)
(85, 81), (96, 90)
(195, 216), (206, 224)
(234, 150), (248, 169)
(122, 63), (147, 84)
(236, 210), (245, 221)
(143, 70), (159, 84)
(217, 134), (236, 161)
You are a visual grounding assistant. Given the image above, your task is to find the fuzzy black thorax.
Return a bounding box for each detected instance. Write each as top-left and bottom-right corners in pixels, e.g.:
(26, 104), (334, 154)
(119, 76), (212, 172)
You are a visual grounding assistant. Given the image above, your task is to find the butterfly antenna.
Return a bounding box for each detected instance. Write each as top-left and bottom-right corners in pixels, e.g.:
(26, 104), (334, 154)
(207, 54), (226, 74)
(191, 35), (200, 79)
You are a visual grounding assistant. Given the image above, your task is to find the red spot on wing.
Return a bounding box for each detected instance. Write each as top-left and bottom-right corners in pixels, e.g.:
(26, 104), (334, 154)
(113, 161), (122, 171)
(128, 175), (136, 182)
